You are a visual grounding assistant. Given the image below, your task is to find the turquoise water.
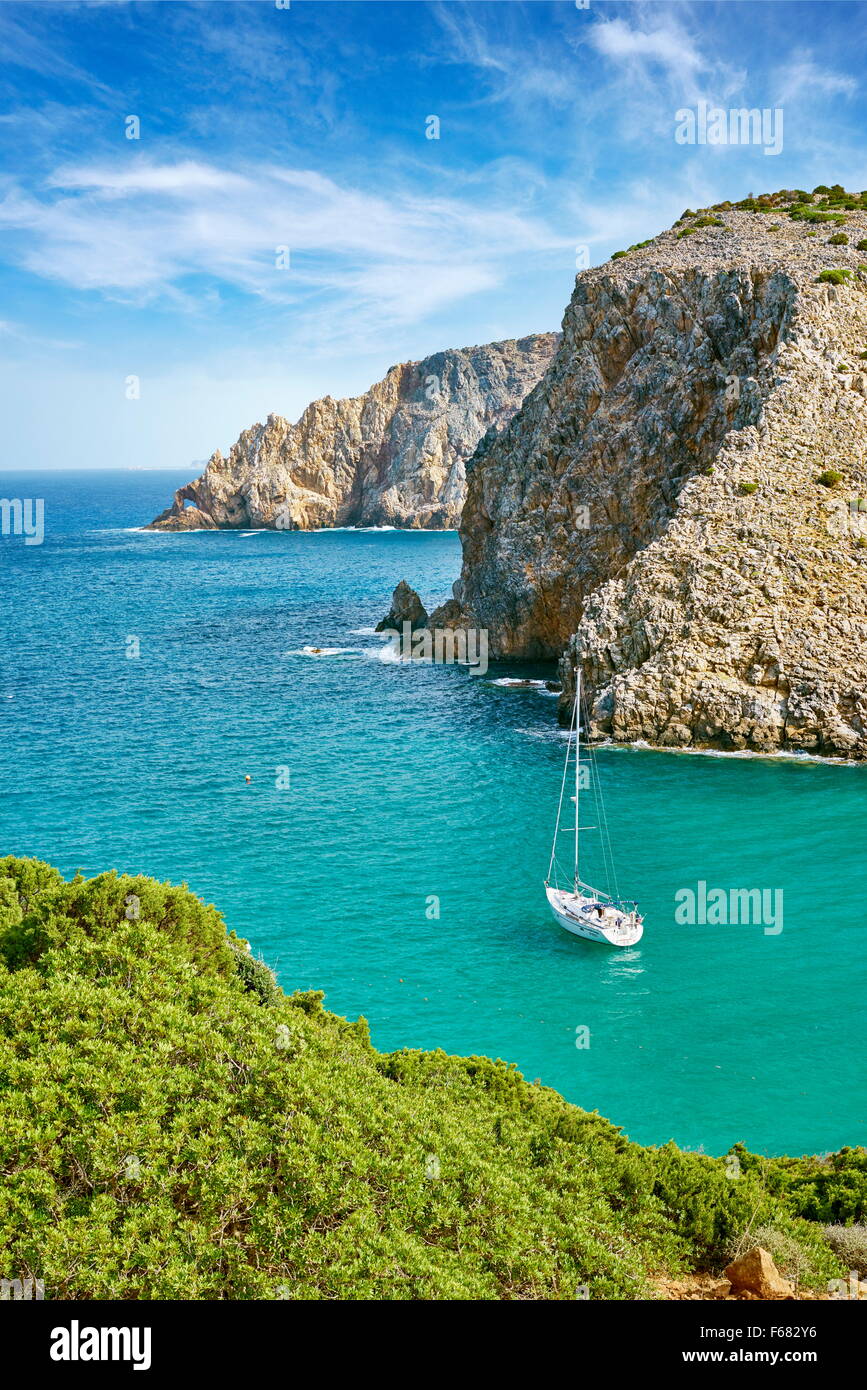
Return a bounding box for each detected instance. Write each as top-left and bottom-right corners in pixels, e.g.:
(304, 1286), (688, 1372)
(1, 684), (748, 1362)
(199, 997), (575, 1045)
(2, 469), (866, 1157)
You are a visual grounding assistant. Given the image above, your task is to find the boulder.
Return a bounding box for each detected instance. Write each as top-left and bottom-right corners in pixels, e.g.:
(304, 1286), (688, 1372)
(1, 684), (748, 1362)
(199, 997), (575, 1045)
(375, 580), (428, 633)
(724, 1247), (793, 1299)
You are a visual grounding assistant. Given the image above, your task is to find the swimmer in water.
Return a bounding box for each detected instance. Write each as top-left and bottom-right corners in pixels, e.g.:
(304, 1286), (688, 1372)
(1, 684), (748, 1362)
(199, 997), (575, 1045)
(244, 775), (251, 784)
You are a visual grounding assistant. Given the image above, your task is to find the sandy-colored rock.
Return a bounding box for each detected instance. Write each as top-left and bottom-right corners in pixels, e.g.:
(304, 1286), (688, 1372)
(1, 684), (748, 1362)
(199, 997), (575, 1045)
(147, 335), (558, 533)
(724, 1246), (794, 1298)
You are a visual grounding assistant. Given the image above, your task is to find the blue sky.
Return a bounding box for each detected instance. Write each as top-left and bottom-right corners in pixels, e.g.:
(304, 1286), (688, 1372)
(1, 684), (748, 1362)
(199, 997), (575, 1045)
(1, 0), (866, 471)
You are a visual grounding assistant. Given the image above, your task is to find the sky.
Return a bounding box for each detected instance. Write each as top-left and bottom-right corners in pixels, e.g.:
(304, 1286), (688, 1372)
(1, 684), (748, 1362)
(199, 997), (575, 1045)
(1, 0), (866, 471)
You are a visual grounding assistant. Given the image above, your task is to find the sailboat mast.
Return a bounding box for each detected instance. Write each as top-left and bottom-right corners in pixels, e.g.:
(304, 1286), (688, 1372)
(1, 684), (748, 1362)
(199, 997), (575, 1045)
(574, 667), (580, 888)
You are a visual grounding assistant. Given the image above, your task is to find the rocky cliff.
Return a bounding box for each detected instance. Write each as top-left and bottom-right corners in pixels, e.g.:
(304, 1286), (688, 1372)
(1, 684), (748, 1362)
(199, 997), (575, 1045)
(454, 189), (867, 757)
(147, 334), (558, 532)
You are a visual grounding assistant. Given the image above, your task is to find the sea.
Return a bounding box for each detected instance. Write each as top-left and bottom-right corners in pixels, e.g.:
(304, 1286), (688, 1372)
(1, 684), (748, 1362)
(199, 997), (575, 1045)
(2, 468), (865, 1157)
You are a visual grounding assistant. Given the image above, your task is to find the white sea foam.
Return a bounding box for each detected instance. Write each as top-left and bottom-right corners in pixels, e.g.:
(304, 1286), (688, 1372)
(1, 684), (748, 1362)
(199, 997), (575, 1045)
(620, 741), (862, 767)
(526, 729), (863, 767)
(307, 525), (458, 533)
(368, 642), (411, 664)
(124, 526), (213, 535)
(518, 726), (571, 741)
(489, 677), (557, 692)
(286, 645), (363, 658)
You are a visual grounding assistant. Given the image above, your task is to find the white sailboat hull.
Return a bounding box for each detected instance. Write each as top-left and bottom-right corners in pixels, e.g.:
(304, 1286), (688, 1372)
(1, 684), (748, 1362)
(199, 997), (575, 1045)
(546, 886), (643, 948)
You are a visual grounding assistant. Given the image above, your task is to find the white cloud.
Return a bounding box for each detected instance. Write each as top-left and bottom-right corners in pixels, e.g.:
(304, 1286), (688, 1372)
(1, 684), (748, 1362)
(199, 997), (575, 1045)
(589, 16), (704, 75)
(773, 55), (858, 105)
(583, 12), (748, 111)
(0, 158), (570, 333)
(51, 161), (249, 196)
(432, 1), (578, 107)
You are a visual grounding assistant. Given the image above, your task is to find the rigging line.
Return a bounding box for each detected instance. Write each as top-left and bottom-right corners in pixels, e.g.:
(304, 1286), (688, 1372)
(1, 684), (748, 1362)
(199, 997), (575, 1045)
(547, 685), (576, 883)
(596, 758), (620, 901)
(588, 743), (613, 896)
(584, 683), (620, 900)
(583, 682), (619, 900)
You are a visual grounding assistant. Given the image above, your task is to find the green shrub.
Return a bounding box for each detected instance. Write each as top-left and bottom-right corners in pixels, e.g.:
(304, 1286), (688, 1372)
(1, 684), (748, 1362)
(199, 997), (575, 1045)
(0, 858), (852, 1300)
(678, 227), (699, 239)
(828, 232), (849, 245)
(817, 268), (852, 285)
(693, 216), (725, 228)
(817, 469), (843, 487)
(791, 206), (847, 224)
(764, 1146), (867, 1223)
(228, 938), (281, 1004)
(611, 250), (627, 260)
(857, 239), (867, 252)
(738, 482), (759, 495)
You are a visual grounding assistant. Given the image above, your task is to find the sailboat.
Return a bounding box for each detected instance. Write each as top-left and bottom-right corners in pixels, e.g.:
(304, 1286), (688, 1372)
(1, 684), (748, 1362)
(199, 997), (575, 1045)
(545, 668), (644, 947)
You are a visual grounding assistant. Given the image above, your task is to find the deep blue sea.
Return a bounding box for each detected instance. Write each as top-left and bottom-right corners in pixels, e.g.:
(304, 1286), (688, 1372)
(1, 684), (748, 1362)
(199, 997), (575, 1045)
(2, 469), (866, 1157)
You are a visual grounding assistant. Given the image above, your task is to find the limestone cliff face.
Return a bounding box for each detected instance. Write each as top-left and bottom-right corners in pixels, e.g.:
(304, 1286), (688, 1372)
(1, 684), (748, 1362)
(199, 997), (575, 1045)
(148, 335), (558, 532)
(456, 199), (867, 757)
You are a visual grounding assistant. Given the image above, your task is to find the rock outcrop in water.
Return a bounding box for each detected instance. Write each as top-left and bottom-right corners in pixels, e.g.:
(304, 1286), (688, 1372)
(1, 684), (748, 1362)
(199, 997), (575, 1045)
(147, 335), (558, 532)
(453, 188), (867, 758)
(375, 580), (428, 633)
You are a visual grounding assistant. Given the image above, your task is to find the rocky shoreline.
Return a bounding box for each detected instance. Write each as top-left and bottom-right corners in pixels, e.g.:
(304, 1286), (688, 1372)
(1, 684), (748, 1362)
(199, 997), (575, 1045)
(154, 183), (867, 761)
(147, 334), (558, 532)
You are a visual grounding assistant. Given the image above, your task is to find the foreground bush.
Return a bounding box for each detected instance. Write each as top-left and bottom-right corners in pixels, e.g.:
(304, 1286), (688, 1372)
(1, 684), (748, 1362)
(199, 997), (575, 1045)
(823, 1225), (867, 1275)
(0, 858), (851, 1299)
